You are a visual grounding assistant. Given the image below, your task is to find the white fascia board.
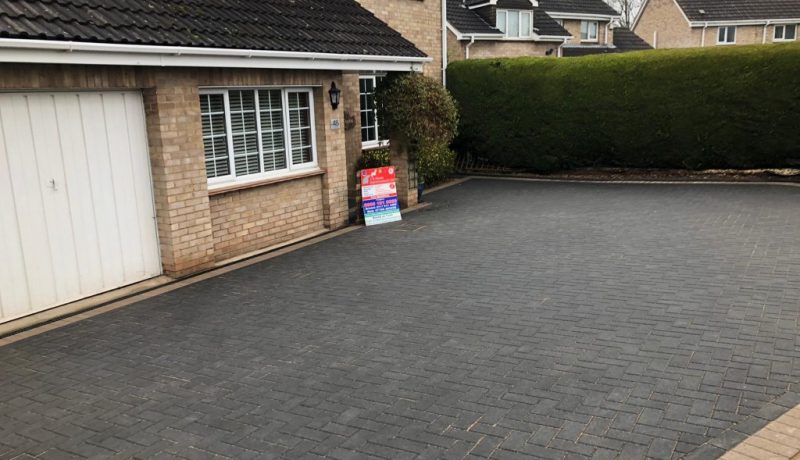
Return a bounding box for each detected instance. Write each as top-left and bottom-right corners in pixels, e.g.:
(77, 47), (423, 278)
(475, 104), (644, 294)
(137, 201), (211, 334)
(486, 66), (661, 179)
(535, 35), (573, 42)
(448, 22), (504, 40)
(0, 39), (430, 72)
(471, 0), (539, 9)
(689, 18), (800, 27)
(545, 12), (620, 21)
(468, 1), (495, 9)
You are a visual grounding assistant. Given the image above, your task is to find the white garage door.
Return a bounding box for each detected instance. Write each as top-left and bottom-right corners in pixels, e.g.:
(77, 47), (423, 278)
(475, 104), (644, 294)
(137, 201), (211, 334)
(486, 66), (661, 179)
(0, 91), (162, 324)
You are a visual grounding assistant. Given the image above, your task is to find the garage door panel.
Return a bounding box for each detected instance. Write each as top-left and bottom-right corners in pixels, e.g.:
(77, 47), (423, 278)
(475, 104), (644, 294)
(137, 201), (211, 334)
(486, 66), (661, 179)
(79, 93), (127, 290)
(0, 95), (59, 310)
(0, 91), (161, 324)
(53, 93), (105, 296)
(124, 93), (161, 276)
(0, 121), (31, 319)
(28, 94), (83, 303)
(104, 93), (148, 281)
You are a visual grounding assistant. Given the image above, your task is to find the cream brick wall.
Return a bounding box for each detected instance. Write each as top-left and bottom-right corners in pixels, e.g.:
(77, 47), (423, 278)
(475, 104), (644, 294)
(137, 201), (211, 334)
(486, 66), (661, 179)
(634, 0), (696, 48)
(0, 64), (350, 277)
(561, 19), (611, 46)
(635, 0), (781, 48)
(459, 40), (560, 59)
(356, 0), (444, 82)
(209, 176), (326, 261)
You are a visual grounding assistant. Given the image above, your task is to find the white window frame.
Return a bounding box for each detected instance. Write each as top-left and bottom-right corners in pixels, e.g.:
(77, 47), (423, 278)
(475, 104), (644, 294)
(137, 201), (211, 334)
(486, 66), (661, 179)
(200, 87), (318, 186)
(359, 75), (388, 149)
(717, 26), (736, 45)
(496, 9), (533, 39)
(774, 24), (797, 41)
(581, 20), (599, 42)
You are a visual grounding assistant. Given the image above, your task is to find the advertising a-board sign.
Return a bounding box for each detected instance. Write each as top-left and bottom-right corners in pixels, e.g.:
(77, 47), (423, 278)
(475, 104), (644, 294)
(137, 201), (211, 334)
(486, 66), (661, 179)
(361, 167), (402, 226)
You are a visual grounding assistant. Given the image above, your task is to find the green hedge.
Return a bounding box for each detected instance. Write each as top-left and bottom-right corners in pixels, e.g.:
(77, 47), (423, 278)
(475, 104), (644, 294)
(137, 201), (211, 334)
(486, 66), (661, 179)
(447, 43), (800, 171)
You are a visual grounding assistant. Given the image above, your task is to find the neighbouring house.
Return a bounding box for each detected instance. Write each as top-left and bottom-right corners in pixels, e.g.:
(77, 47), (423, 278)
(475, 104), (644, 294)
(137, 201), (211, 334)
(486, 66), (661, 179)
(446, 0), (572, 59)
(538, 0), (623, 55)
(0, 0), (432, 327)
(634, 0), (800, 49)
(446, 0), (648, 59)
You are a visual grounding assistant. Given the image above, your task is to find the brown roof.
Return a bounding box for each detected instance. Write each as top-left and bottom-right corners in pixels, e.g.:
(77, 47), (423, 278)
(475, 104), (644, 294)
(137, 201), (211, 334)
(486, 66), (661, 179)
(675, 0), (800, 22)
(0, 0), (427, 57)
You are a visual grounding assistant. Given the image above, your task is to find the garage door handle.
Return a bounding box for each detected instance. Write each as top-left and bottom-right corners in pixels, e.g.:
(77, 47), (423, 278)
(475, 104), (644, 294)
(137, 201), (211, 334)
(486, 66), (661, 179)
(48, 178), (57, 191)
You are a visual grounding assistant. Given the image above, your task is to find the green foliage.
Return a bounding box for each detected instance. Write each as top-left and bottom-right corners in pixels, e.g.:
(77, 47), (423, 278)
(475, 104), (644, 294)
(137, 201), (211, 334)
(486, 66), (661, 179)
(376, 73), (460, 184)
(356, 147), (390, 171)
(376, 73), (459, 147)
(447, 43), (800, 172)
(417, 143), (456, 185)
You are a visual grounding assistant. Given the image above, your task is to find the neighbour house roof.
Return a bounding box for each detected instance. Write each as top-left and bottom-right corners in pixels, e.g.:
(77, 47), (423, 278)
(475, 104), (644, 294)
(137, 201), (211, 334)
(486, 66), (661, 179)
(612, 27), (653, 51)
(673, 0), (800, 22)
(533, 9), (571, 37)
(448, 0), (570, 38)
(0, 0), (427, 58)
(562, 26), (651, 56)
(538, 0), (620, 16)
(448, 0), (504, 35)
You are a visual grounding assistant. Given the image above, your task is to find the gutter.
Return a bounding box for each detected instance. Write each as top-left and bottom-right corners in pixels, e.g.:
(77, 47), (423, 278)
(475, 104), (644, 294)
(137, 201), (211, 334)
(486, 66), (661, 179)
(465, 36), (477, 59)
(0, 38), (432, 72)
(701, 22), (709, 47)
(442, 0), (448, 85)
(762, 20), (771, 44)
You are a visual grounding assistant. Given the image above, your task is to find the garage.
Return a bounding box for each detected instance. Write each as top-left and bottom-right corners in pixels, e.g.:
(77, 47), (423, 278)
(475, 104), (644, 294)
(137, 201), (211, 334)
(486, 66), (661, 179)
(0, 91), (162, 324)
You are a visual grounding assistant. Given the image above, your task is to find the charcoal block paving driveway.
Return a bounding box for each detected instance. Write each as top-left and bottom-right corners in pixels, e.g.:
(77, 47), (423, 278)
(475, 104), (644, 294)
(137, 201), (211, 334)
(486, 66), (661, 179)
(2, 179), (800, 460)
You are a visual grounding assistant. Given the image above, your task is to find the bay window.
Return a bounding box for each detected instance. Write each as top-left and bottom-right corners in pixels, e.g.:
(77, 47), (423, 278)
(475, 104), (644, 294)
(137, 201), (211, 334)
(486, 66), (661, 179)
(496, 10), (533, 38)
(200, 88), (317, 185)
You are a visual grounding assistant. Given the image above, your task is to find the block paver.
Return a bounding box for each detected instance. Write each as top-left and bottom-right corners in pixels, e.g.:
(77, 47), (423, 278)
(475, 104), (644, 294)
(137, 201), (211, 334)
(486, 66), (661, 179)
(1, 179), (800, 459)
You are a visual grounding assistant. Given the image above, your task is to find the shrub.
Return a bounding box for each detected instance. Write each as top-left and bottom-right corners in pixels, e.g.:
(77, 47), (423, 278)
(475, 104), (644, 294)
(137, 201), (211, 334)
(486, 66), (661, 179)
(376, 73), (459, 184)
(417, 143), (457, 184)
(447, 43), (800, 172)
(355, 147), (390, 171)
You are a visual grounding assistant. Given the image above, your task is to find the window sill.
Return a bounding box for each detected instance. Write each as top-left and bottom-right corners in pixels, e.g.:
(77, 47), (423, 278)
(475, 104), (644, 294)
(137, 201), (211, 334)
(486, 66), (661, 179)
(207, 168), (325, 196)
(362, 143), (390, 151)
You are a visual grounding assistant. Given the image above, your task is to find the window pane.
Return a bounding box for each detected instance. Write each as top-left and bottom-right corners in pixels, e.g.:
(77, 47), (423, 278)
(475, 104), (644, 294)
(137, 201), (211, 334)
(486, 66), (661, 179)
(718, 27), (726, 42)
(229, 90), (260, 177)
(728, 27), (736, 42)
(520, 12), (531, 37)
(507, 11), (520, 37)
(359, 77), (378, 144)
(787, 25), (796, 40)
(590, 21), (598, 40)
(258, 89), (287, 172)
(496, 11), (507, 33)
(775, 25), (784, 39)
(199, 93), (230, 178)
(581, 21), (589, 40)
(287, 91), (314, 166)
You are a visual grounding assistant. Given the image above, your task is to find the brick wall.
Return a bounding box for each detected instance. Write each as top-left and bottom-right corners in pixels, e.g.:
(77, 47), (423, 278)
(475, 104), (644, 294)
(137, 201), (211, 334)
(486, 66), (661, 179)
(561, 19), (612, 46)
(0, 64), (350, 277)
(458, 40), (560, 59)
(356, 0), (443, 82)
(209, 176), (326, 261)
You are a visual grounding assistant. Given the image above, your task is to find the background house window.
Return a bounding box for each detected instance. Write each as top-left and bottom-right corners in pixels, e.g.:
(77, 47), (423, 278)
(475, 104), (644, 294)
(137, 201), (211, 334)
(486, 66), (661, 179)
(581, 21), (599, 41)
(774, 24), (796, 41)
(496, 10), (533, 38)
(360, 75), (387, 147)
(717, 26), (736, 44)
(200, 88), (317, 184)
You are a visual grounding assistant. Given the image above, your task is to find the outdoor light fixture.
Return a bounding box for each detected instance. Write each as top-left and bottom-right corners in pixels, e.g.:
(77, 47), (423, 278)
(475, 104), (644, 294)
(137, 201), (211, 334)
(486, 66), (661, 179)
(329, 82), (341, 110)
